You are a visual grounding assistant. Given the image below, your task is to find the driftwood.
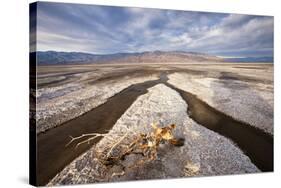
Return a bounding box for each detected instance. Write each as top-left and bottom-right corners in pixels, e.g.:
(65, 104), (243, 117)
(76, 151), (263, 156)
(66, 123), (185, 177)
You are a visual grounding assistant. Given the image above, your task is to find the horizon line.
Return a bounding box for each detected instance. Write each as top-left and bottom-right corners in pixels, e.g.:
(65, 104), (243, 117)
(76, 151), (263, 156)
(32, 50), (274, 59)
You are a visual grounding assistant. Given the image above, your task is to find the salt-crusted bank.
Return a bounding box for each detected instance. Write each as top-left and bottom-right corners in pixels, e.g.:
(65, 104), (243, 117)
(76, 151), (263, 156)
(168, 72), (273, 135)
(36, 74), (158, 133)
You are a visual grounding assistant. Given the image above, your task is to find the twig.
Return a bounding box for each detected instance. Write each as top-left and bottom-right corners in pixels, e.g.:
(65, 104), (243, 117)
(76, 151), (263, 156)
(106, 132), (128, 158)
(65, 132), (108, 148)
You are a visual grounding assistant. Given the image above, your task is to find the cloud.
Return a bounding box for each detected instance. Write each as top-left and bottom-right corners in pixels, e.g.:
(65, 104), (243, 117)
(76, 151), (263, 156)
(35, 2), (273, 57)
(186, 15), (273, 56)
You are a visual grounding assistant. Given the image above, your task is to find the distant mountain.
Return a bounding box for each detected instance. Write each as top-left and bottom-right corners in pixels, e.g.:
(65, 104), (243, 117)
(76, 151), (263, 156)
(35, 51), (106, 65)
(103, 50), (223, 64)
(224, 56), (273, 63)
(35, 50), (224, 65)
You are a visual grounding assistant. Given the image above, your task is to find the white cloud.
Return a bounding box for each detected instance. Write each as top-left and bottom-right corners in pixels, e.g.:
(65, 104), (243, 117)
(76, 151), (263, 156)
(36, 2), (273, 57)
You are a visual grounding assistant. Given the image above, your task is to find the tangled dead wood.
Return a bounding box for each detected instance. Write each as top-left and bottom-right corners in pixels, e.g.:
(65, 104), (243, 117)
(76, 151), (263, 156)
(66, 123), (185, 177)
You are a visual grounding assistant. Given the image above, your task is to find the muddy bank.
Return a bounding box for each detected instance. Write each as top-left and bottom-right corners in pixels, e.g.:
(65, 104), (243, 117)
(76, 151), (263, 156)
(87, 69), (162, 85)
(37, 70), (96, 88)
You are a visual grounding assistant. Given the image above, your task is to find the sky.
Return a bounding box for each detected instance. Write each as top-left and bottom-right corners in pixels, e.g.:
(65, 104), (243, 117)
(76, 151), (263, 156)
(34, 2), (274, 57)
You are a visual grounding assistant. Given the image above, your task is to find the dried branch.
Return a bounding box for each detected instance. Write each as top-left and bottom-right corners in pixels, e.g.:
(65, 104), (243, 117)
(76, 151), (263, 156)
(67, 123), (185, 178)
(106, 132), (129, 158)
(65, 132), (108, 148)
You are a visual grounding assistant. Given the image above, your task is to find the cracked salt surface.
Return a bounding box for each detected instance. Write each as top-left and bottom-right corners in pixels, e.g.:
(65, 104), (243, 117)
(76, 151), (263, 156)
(168, 73), (273, 135)
(36, 75), (158, 133)
(49, 84), (258, 186)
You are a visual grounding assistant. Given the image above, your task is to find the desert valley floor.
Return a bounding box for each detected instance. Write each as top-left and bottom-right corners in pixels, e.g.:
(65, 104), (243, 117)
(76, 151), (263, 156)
(33, 63), (273, 186)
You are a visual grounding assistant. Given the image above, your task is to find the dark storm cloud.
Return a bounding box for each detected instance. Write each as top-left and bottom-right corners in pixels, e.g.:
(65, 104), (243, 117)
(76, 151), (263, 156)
(36, 2), (273, 57)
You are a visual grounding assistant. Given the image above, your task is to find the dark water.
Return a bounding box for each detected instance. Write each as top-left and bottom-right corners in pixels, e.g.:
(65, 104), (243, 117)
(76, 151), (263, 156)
(37, 73), (273, 185)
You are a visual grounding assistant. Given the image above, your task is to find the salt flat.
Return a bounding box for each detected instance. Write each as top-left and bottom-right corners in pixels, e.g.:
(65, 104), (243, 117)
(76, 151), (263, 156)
(36, 63), (273, 134)
(48, 84), (259, 185)
(34, 63), (273, 185)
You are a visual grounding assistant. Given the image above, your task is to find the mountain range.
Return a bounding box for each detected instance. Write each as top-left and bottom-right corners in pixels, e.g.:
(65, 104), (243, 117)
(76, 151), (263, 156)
(34, 51), (273, 65)
(223, 56), (273, 63)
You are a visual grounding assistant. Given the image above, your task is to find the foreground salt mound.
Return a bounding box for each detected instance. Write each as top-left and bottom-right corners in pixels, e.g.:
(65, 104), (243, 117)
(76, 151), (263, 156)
(49, 84), (259, 186)
(168, 73), (273, 135)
